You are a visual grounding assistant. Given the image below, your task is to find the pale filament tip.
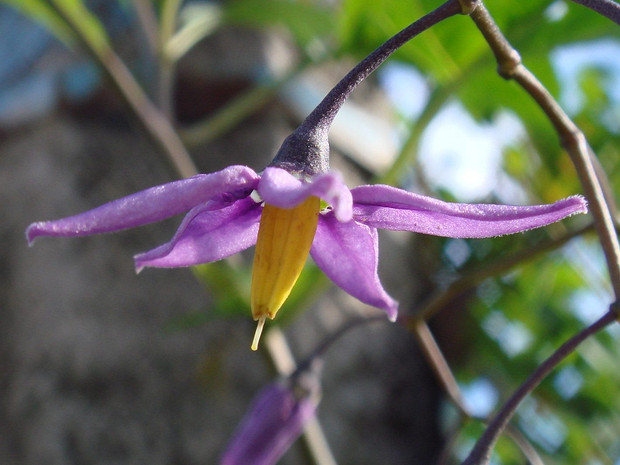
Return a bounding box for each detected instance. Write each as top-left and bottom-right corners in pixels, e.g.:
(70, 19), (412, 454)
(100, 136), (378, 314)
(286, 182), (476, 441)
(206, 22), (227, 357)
(251, 315), (267, 351)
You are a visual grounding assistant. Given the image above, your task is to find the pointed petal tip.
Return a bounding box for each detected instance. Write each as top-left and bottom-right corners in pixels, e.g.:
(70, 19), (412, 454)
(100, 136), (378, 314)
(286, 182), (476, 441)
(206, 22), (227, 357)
(385, 301), (398, 322)
(25, 222), (43, 246)
(553, 194), (588, 221)
(133, 253), (150, 274)
(353, 187), (590, 239)
(570, 194), (588, 213)
(133, 249), (148, 273)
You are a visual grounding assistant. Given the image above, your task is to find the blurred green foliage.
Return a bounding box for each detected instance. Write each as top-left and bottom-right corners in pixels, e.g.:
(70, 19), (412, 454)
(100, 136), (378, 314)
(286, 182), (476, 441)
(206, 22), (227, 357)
(3, 0), (620, 463)
(5, 0), (110, 51)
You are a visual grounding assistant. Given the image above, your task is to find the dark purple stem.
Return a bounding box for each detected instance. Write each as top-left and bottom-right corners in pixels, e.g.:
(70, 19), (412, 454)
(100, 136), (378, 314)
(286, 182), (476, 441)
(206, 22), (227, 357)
(569, 0), (620, 25)
(270, 0), (462, 175)
(299, 0), (461, 136)
(461, 308), (617, 465)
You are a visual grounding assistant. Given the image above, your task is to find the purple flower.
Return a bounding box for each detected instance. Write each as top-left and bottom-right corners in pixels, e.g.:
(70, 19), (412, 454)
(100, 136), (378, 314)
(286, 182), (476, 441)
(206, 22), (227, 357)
(220, 381), (319, 465)
(26, 164), (587, 344)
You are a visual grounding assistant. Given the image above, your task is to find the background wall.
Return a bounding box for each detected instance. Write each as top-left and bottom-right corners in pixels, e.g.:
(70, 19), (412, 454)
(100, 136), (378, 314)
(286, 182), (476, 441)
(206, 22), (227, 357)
(1, 1), (620, 464)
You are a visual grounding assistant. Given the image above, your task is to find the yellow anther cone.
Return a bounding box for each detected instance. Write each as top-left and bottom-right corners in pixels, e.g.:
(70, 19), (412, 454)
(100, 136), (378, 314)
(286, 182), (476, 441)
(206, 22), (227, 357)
(250, 196), (320, 350)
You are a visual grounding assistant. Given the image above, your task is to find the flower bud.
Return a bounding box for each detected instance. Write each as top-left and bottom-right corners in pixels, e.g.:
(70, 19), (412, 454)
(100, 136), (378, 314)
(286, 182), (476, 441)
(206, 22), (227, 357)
(220, 375), (320, 465)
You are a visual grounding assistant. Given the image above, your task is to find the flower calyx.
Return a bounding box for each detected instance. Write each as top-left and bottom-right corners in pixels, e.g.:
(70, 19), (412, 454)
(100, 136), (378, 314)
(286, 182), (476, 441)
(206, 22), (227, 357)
(268, 127), (330, 178)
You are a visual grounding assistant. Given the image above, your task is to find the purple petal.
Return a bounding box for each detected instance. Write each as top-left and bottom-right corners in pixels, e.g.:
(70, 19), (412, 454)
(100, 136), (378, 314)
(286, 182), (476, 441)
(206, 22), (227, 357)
(257, 167), (352, 221)
(311, 215), (398, 320)
(26, 165), (259, 244)
(220, 383), (317, 465)
(352, 185), (588, 238)
(134, 197), (261, 271)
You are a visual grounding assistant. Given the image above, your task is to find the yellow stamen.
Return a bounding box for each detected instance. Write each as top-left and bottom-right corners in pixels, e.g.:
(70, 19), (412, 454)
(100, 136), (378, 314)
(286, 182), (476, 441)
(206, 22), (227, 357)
(250, 195), (320, 349)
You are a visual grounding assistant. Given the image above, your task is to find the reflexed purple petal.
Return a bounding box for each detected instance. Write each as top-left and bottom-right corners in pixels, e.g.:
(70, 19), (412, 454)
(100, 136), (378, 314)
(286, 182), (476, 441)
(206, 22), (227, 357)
(352, 185), (587, 238)
(26, 165), (259, 244)
(311, 215), (398, 320)
(258, 167), (353, 221)
(220, 383), (317, 465)
(134, 197), (261, 271)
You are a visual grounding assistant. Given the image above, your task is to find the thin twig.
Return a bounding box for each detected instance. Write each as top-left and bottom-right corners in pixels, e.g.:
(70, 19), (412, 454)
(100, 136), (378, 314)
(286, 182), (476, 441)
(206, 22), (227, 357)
(264, 317), (389, 465)
(412, 322), (547, 465)
(436, 416), (547, 465)
(592, 156), (620, 223)
(299, 0), (463, 135)
(412, 320), (468, 415)
(568, 0), (620, 25)
(468, 0), (620, 300)
(47, 0), (196, 179)
(453, 3), (620, 462)
(461, 308), (617, 465)
(503, 425), (546, 465)
(264, 328), (338, 465)
(131, 0), (159, 57)
(513, 66), (620, 295)
(179, 56), (320, 147)
(131, 0), (160, 100)
(103, 52), (197, 178)
(411, 223), (594, 323)
(157, 0), (184, 119)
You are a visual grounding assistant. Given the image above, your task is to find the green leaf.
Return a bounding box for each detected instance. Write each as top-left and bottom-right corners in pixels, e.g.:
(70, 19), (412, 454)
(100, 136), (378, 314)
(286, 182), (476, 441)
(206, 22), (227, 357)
(166, 2), (223, 61)
(193, 261), (252, 318)
(223, 0), (335, 47)
(2, 0), (110, 54)
(337, 0), (466, 83)
(50, 0), (110, 54)
(1, 0), (74, 44)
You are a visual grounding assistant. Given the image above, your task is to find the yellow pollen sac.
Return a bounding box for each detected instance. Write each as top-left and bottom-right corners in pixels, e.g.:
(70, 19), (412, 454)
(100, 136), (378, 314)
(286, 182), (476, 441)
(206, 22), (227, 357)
(250, 195), (320, 350)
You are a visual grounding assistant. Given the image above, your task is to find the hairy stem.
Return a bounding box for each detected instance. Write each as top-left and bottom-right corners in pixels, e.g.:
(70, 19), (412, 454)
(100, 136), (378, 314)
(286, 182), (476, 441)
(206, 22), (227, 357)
(468, 0), (620, 300)
(412, 323), (546, 465)
(299, 0), (463, 136)
(444, 3), (620, 462)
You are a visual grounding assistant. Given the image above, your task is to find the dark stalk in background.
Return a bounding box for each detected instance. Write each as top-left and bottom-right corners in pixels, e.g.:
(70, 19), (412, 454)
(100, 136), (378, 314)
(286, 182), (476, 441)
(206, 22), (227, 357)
(299, 0), (462, 135)
(458, 1), (620, 463)
(468, 0), (620, 300)
(569, 0), (620, 25)
(461, 309), (617, 465)
(46, 0), (196, 178)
